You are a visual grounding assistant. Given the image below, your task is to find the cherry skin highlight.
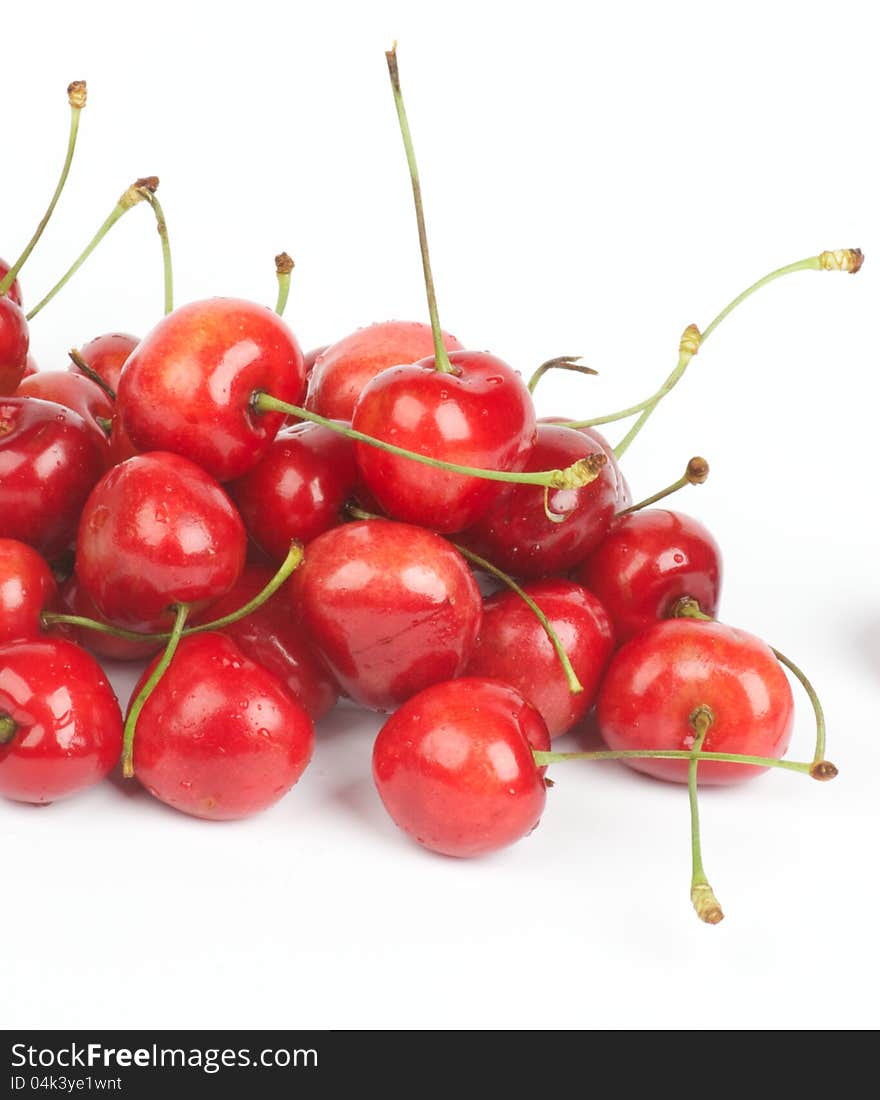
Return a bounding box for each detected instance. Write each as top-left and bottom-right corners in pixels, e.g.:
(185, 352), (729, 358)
(352, 350), (537, 533)
(0, 637), (123, 804)
(0, 296), (30, 395)
(75, 451), (247, 632)
(596, 618), (794, 784)
(17, 371), (113, 451)
(131, 632), (314, 821)
(461, 423), (619, 578)
(70, 332), (138, 392)
(576, 509), (721, 645)
(290, 519), (482, 710)
(192, 565), (339, 720)
(227, 421), (360, 562)
(0, 539), (58, 643)
(117, 298), (305, 481)
(0, 397), (107, 559)
(373, 677), (550, 858)
(306, 320), (462, 421)
(466, 579), (614, 738)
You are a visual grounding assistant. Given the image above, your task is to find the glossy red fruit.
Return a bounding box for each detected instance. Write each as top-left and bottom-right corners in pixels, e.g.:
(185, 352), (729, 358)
(106, 412), (139, 467)
(0, 296), (29, 395)
(75, 451), (247, 632)
(70, 332), (138, 392)
(577, 509), (721, 645)
(466, 579), (614, 737)
(291, 519), (482, 710)
(0, 398), (107, 558)
(540, 418), (631, 509)
(0, 637), (123, 803)
(0, 258), (23, 308)
(306, 321), (462, 421)
(228, 421), (359, 562)
(117, 299), (305, 481)
(131, 632), (314, 821)
(373, 677), (550, 857)
(21, 355), (38, 380)
(56, 574), (162, 663)
(352, 350), (536, 533)
(597, 618), (794, 784)
(0, 539), (58, 643)
(192, 566), (338, 720)
(461, 423), (619, 578)
(17, 371), (113, 450)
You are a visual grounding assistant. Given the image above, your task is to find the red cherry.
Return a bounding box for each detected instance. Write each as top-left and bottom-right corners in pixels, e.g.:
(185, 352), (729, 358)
(117, 299), (305, 481)
(227, 421), (360, 562)
(352, 350), (537, 533)
(106, 412), (139, 467)
(596, 618), (794, 784)
(0, 539), (58, 643)
(191, 565), (338, 720)
(303, 345), (329, 375)
(16, 371), (113, 450)
(576, 509), (722, 645)
(0, 637), (123, 803)
(0, 397), (107, 559)
(75, 451), (246, 632)
(306, 321), (463, 421)
(0, 296), (29, 395)
(21, 355), (38, 380)
(290, 519), (482, 710)
(373, 677), (550, 857)
(466, 579), (614, 738)
(131, 632), (314, 820)
(540, 417), (631, 508)
(70, 332), (138, 392)
(0, 258), (23, 308)
(56, 573), (161, 663)
(461, 423), (619, 578)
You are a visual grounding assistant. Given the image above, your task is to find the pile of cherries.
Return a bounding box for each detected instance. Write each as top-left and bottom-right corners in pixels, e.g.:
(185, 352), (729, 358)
(0, 55), (862, 924)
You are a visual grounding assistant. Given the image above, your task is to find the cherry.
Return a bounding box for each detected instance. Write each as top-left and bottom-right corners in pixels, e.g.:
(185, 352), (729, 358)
(306, 321), (463, 421)
(576, 509), (722, 645)
(0, 296), (29, 395)
(540, 417), (631, 508)
(56, 573), (161, 663)
(596, 618), (793, 784)
(227, 421), (360, 562)
(131, 632), (314, 821)
(373, 677), (550, 857)
(69, 332), (138, 393)
(106, 412), (139, 467)
(303, 344), (329, 374)
(191, 565), (338, 720)
(460, 423), (619, 578)
(0, 397), (107, 559)
(290, 518), (482, 710)
(466, 579), (614, 738)
(116, 298), (305, 481)
(0, 637), (123, 804)
(16, 371), (113, 449)
(0, 259), (23, 307)
(0, 539), (58, 643)
(21, 355), (38, 380)
(75, 451), (247, 632)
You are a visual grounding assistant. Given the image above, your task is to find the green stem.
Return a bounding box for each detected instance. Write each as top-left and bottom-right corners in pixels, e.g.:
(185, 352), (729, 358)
(0, 82), (86, 297)
(616, 456), (709, 517)
(687, 705), (724, 924)
(26, 179), (155, 321)
(527, 356), (597, 395)
(121, 603), (189, 778)
(42, 542), (304, 643)
(255, 391), (605, 490)
(274, 252), (293, 317)
(68, 348), (117, 401)
(532, 746), (814, 775)
(143, 189), (174, 315)
(0, 715), (18, 745)
(385, 45), (455, 375)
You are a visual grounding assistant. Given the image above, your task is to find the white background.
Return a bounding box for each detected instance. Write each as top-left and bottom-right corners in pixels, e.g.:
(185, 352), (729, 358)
(2, 0), (878, 1030)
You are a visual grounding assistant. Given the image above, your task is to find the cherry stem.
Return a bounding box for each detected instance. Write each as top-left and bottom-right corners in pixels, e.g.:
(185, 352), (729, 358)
(121, 603), (189, 778)
(686, 705), (724, 924)
(255, 391), (606, 490)
(385, 44), (455, 375)
(142, 188), (174, 315)
(0, 82), (87, 298)
(531, 746), (815, 775)
(616, 456), (709, 517)
(42, 542), (304, 643)
(26, 178), (158, 321)
(527, 356), (597, 395)
(68, 348), (117, 401)
(559, 249), (864, 455)
(275, 253), (294, 317)
(670, 596), (834, 777)
(0, 715), (18, 745)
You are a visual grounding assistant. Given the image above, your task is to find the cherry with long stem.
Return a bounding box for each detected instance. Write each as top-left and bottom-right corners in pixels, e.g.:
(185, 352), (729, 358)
(617, 456), (709, 517)
(141, 187), (174, 314)
(562, 249), (864, 457)
(274, 253), (294, 316)
(528, 356), (597, 394)
(0, 81), (87, 298)
(687, 704), (723, 924)
(68, 348), (117, 401)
